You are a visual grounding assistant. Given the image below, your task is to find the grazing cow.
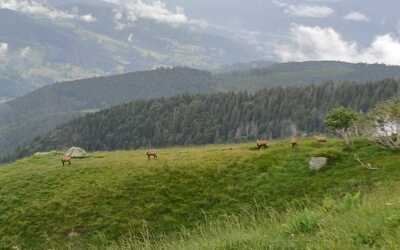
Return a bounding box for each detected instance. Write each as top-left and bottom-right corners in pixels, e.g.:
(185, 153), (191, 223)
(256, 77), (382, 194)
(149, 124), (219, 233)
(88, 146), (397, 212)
(256, 140), (269, 150)
(61, 155), (72, 166)
(146, 150), (158, 160)
(291, 137), (298, 149)
(315, 136), (328, 143)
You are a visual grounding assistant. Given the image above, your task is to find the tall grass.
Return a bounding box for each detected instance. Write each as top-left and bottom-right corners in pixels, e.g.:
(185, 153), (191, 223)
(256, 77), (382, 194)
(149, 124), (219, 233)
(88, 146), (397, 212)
(1, 139), (400, 249)
(98, 186), (400, 250)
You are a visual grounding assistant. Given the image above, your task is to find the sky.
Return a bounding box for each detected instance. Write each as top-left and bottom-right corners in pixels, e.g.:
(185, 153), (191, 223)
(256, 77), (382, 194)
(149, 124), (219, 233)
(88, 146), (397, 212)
(1, 0), (400, 65)
(163, 0), (400, 65)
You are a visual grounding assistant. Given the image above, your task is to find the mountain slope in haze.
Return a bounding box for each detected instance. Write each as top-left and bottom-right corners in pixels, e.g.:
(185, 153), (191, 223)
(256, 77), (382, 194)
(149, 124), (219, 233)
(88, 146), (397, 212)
(0, 1), (258, 99)
(217, 61), (400, 92)
(18, 78), (400, 156)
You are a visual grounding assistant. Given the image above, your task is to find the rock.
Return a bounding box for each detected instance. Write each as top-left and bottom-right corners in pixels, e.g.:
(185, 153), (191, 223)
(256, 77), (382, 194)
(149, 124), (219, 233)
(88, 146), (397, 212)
(309, 157), (328, 171)
(65, 147), (88, 158)
(34, 152), (51, 156)
(68, 231), (79, 238)
(34, 151), (57, 156)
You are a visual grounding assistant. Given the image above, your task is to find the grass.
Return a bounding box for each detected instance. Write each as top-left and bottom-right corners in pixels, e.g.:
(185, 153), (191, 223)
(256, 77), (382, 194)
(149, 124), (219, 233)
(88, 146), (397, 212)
(101, 185), (400, 250)
(1, 138), (400, 249)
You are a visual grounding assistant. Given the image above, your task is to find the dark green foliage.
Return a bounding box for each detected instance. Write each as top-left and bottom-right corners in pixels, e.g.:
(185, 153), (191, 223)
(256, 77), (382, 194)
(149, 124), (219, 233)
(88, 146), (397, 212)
(21, 79), (400, 155)
(325, 107), (359, 145)
(325, 107), (359, 132)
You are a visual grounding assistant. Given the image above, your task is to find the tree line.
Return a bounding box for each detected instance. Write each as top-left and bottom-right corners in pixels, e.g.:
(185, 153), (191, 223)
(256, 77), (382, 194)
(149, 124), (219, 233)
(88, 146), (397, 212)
(6, 78), (397, 159)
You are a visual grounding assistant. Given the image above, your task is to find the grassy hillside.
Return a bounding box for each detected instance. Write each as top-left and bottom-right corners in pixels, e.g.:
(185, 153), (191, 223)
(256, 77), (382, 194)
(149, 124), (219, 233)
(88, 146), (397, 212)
(107, 183), (400, 250)
(1, 138), (400, 249)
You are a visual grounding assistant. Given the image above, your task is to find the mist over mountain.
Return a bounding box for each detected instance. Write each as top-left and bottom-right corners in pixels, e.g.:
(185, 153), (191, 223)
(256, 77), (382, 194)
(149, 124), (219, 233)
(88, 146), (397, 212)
(0, 0), (260, 99)
(2, 0), (400, 100)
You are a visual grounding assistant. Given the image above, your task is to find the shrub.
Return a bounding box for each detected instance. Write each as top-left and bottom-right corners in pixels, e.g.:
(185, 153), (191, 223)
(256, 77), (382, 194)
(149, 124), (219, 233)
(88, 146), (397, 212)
(365, 98), (400, 150)
(325, 107), (360, 146)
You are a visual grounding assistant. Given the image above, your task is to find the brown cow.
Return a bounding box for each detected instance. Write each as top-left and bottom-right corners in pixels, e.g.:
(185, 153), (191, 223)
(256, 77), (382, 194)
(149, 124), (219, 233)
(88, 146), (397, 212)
(315, 136), (328, 143)
(256, 140), (269, 150)
(61, 155), (72, 166)
(146, 150), (158, 160)
(291, 137), (298, 149)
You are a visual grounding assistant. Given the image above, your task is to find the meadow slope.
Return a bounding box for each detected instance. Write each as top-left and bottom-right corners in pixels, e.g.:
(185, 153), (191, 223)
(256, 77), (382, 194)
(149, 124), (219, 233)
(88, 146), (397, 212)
(1, 139), (400, 249)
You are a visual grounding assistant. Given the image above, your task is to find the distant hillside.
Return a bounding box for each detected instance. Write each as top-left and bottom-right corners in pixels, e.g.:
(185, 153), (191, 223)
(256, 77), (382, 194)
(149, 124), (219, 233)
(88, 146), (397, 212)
(3, 61), (400, 159)
(216, 61), (400, 92)
(0, 67), (215, 157)
(0, 2), (259, 99)
(17, 78), (400, 157)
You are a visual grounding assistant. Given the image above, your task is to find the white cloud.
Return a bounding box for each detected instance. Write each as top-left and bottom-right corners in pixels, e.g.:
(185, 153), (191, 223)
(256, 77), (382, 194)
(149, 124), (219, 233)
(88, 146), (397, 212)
(344, 11), (369, 22)
(273, 1), (334, 18)
(19, 46), (31, 57)
(128, 33), (134, 42)
(0, 0), (96, 22)
(0, 0), (74, 19)
(275, 24), (400, 65)
(80, 14), (97, 23)
(285, 5), (334, 18)
(0, 42), (8, 62)
(0, 42), (8, 54)
(103, 0), (192, 28)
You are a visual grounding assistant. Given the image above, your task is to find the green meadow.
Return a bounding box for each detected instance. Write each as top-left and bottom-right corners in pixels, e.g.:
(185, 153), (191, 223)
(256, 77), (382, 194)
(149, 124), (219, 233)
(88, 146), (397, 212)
(1, 139), (400, 249)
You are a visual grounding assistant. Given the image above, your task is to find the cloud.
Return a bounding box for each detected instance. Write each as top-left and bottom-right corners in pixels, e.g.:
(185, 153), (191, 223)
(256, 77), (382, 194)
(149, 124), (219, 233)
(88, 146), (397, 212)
(275, 24), (400, 65)
(286, 5), (334, 18)
(0, 42), (8, 62)
(0, 42), (8, 55)
(80, 14), (97, 23)
(344, 11), (369, 22)
(103, 0), (193, 28)
(0, 0), (96, 22)
(19, 46), (31, 57)
(273, 1), (334, 18)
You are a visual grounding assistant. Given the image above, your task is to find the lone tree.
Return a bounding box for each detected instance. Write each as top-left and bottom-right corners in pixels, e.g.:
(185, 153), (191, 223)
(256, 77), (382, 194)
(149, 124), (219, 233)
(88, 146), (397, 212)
(324, 107), (359, 146)
(365, 98), (400, 150)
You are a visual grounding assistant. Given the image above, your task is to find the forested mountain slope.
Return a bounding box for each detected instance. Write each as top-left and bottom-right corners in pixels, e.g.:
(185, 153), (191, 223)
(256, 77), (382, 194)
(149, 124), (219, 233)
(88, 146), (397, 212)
(19, 78), (400, 156)
(0, 67), (215, 157)
(3, 61), (400, 158)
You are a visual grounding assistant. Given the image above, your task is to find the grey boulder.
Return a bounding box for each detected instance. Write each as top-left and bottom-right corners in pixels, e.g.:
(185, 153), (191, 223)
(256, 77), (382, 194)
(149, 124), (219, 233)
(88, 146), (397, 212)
(309, 157), (328, 171)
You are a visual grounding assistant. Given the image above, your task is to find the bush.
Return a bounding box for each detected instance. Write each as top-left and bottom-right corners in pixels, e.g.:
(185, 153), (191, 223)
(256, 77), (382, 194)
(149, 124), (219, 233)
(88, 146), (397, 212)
(365, 98), (400, 150)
